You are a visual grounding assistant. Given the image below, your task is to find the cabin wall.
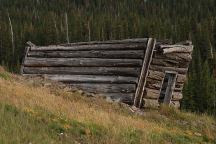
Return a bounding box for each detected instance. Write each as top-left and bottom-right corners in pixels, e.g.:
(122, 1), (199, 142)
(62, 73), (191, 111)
(21, 38), (149, 104)
(143, 43), (193, 108)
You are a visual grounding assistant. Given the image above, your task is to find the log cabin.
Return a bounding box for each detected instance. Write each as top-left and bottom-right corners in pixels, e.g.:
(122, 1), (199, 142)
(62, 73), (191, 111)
(21, 38), (193, 109)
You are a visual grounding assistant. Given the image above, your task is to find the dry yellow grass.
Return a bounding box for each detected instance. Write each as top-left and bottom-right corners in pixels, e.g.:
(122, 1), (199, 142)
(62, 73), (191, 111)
(0, 70), (215, 143)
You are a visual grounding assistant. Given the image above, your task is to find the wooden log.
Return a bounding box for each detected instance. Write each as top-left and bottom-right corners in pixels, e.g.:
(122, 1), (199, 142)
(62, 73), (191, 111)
(143, 98), (159, 108)
(24, 58), (143, 67)
(160, 45), (193, 54)
(23, 74), (138, 84)
(28, 50), (145, 59)
(23, 67), (141, 77)
(155, 53), (192, 62)
(151, 58), (189, 68)
(30, 43), (146, 51)
(177, 74), (187, 83)
(134, 38), (156, 108)
(172, 92), (183, 100)
(149, 65), (188, 74)
(148, 70), (165, 81)
(145, 88), (160, 99)
(69, 83), (136, 93)
(170, 101), (180, 108)
(60, 38), (148, 46)
(174, 83), (184, 92)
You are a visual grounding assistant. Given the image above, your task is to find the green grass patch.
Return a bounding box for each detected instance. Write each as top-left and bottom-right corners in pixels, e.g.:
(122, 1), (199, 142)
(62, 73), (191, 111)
(0, 71), (11, 80)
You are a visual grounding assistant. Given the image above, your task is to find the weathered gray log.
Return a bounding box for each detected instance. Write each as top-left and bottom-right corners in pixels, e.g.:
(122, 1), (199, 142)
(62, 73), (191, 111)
(23, 74), (138, 84)
(155, 53), (192, 62)
(23, 67), (141, 77)
(149, 65), (188, 74)
(151, 58), (189, 68)
(148, 70), (165, 81)
(60, 38), (148, 46)
(160, 45), (193, 54)
(145, 88), (160, 99)
(69, 83), (136, 93)
(134, 38), (156, 108)
(31, 43), (146, 51)
(143, 98), (159, 108)
(24, 58), (143, 67)
(28, 50), (145, 59)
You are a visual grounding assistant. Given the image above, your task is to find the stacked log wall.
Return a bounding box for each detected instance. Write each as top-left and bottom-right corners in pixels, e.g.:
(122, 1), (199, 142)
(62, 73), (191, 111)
(143, 42), (193, 109)
(21, 38), (148, 104)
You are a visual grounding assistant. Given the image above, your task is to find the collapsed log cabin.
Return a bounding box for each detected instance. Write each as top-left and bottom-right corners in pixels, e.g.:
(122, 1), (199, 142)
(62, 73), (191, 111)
(21, 38), (193, 109)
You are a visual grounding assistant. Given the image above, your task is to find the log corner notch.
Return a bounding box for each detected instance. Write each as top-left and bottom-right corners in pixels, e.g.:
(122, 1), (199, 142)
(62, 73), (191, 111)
(143, 40), (193, 109)
(133, 38), (156, 108)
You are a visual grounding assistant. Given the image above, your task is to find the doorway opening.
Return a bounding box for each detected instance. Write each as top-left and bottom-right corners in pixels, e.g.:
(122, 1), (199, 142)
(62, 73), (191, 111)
(158, 72), (177, 105)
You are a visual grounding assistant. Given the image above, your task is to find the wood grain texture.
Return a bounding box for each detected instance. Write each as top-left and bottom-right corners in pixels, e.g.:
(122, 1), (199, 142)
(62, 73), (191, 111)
(23, 67), (141, 76)
(28, 50), (145, 59)
(23, 74), (138, 84)
(149, 65), (188, 74)
(133, 38), (156, 108)
(60, 38), (148, 46)
(24, 57), (143, 67)
(31, 43), (146, 51)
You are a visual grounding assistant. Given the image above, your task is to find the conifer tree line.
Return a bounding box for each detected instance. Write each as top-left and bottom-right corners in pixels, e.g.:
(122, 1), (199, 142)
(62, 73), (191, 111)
(0, 0), (215, 115)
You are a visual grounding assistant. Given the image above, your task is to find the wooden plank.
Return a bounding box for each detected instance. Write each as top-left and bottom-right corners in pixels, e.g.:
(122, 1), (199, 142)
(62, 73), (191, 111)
(23, 67), (141, 77)
(60, 38), (148, 46)
(23, 74), (138, 84)
(28, 50), (144, 59)
(69, 83), (135, 93)
(159, 45), (193, 54)
(149, 65), (188, 74)
(133, 38), (156, 108)
(163, 73), (177, 105)
(24, 58), (143, 67)
(155, 53), (192, 62)
(30, 43), (147, 51)
(151, 57), (189, 68)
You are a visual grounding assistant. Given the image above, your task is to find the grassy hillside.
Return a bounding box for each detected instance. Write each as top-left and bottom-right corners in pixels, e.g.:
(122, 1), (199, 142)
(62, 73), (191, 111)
(0, 67), (215, 144)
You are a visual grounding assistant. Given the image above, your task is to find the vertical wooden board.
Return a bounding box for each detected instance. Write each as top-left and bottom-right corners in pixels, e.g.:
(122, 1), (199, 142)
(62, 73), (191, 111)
(163, 73), (177, 105)
(133, 38), (156, 108)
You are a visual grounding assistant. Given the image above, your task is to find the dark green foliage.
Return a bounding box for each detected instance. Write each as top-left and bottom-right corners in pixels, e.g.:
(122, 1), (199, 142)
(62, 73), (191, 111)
(0, 0), (216, 115)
